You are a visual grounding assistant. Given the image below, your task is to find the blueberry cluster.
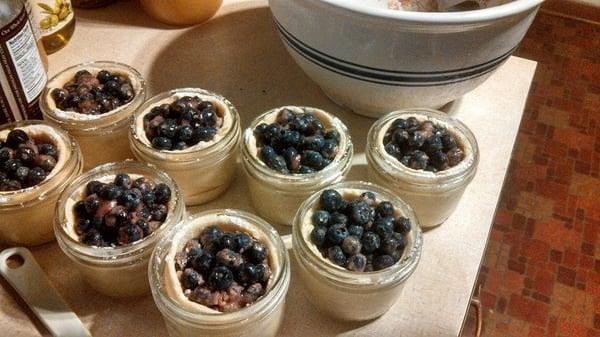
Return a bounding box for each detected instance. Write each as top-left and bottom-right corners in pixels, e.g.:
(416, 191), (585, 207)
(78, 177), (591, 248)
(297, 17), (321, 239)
(254, 108), (340, 174)
(51, 69), (135, 115)
(74, 174), (172, 247)
(174, 226), (271, 312)
(384, 117), (464, 172)
(143, 96), (222, 151)
(310, 189), (412, 272)
(0, 129), (58, 191)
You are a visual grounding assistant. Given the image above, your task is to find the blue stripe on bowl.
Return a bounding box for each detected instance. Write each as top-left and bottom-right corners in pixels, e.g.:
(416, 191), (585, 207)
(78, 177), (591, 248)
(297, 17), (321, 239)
(273, 18), (516, 87)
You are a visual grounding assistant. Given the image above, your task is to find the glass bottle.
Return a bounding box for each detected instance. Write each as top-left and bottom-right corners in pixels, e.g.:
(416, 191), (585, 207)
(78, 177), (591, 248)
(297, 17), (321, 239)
(27, 0), (75, 54)
(0, 0), (47, 124)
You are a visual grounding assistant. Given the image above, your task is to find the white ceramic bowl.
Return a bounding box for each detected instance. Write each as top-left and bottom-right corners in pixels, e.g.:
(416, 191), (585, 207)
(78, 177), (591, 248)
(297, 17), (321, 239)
(268, 0), (543, 117)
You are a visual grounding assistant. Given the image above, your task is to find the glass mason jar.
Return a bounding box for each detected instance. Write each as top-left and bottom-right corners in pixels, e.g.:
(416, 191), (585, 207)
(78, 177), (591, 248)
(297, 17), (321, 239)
(54, 161), (185, 297)
(41, 61), (147, 170)
(0, 120), (82, 246)
(292, 181), (423, 321)
(129, 88), (241, 206)
(150, 209), (290, 337)
(241, 106), (353, 226)
(366, 108), (479, 228)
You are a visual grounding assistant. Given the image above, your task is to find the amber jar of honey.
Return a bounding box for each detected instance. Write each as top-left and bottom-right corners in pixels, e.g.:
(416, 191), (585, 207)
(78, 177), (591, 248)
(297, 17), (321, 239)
(139, 0), (223, 26)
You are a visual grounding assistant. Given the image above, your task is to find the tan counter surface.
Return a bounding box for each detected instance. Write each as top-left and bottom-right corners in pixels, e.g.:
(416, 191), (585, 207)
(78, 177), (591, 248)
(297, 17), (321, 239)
(0, 0), (537, 336)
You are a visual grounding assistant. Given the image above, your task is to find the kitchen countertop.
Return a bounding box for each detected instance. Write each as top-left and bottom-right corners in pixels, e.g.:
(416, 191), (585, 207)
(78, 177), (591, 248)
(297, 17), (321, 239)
(0, 0), (537, 336)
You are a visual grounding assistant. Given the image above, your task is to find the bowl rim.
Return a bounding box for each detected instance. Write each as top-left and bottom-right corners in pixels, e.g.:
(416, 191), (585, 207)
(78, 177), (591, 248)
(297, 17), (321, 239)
(314, 0), (544, 24)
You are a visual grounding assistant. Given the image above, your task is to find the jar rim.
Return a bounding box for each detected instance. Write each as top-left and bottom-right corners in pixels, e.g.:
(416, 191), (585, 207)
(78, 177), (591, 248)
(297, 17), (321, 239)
(292, 181), (423, 288)
(129, 88), (241, 163)
(150, 209), (291, 325)
(41, 61), (147, 133)
(54, 161), (184, 262)
(241, 106), (354, 187)
(0, 120), (82, 208)
(367, 108), (479, 190)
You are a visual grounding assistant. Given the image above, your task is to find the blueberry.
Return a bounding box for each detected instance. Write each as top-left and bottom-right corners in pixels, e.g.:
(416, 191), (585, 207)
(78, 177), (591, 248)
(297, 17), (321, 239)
(172, 141), (187, 150)
(349, 200), (372, 225)
(142, 190), (156, 206)
(152, 136), (172, 150)
(276, 108), (295, 125)
(74, 200), (88, 218)
(409, 151), (429, 170)
(301, 150), (324, 170)
(191, 251), (214, 274)
(176, 125), (194, 143)
(280, 130), (301, 148)
(2, 159), (21, 175)
(311, 225), (328, 247)
(329, 212), (348, 226)
(187, 246), (203, 261)
(76, 218), (92, 235)
(255, 263), (271, 283)
(423, 134), (444, 153)
(298, 165), (315, 174)
(320, 189), (344, 212)
(38, 145), (57, 160)
(118, 224), (144, 245)
(120, 190), (141, 209)
(151, 204), (168, 221)
(86, 181), (104, 195)
(373, 255), (395, 271)
(359, 191), (377, 206)
(16, 147), (35, 164)
(99, 184), (122, 200)
(1, 179), (21, 191)
(51, 88), (68, 103)
(326, 223), (348, 245)
(158, 120), (178, 139)
(430, 151), (449, 170)
(441, 133), (458, 150)
(283, 147), (301, 171)
(374, 216), (394, 237)
(119, 83), (135, 102)
(325, 130), (340, 142)
(254, 123), (269, 139)
(291, 116), (309, 133)
(362, 232), (381, 253)
(267, 155), (289, 174)
(237, 263), (259, 285)
(377, 201), (394, 217)
(35, 155), (56, 172)
(311, 210), (330, 227)
(408, 131), (425, 149)
(84, 194), (100, 214)
(406, 117), (419, 130)
(198, 109), (217, 127)
(14, 166), (29, 183)
(182, 268), (201, 289)
(219, 233), (237, 250)
(26, 167), (46, 186)
(96, 70), (111, 83)
(247, 242), (268, 263)
(65, 93), (81, 108)
(82, 229), (105, 246)
(380, 236), (400, 255)
(114, 174), (131, 188)
(321, 139), (338, 160)
(234, 233), (253, 252)
(5, 129), (29, 148)
(302, 135), (325, 151)
(260, 145), (276, 162)
(263, 124), (282, 144)
(346, 254), (367, 272)
(327, 246), (347, 266)
(137, 219), (153, 236)
(391, 118), (409, 130)
(200, 226), (222, 251)
(399, 155), (411, 167)
(394, 217), (412, 235)
(208, 266), (234, 290)
(392, 232), (407, 251)
(392, 129), (410, 146)
(0, 147), (13, 163)
(104, 80), (120, 94)
(153, 183), (171, 203)
(347, 225), (364, 239)
(342, 236), (362, 255)
(191, 127), (217, 143)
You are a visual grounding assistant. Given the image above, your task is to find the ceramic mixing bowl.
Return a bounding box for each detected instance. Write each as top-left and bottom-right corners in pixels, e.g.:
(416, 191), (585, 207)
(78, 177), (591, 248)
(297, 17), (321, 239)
(269, 0), (543, 117)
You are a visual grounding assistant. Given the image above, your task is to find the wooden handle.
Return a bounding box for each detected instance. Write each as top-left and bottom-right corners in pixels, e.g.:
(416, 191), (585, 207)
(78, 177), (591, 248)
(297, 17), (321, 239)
(0, 247), (92, 337)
